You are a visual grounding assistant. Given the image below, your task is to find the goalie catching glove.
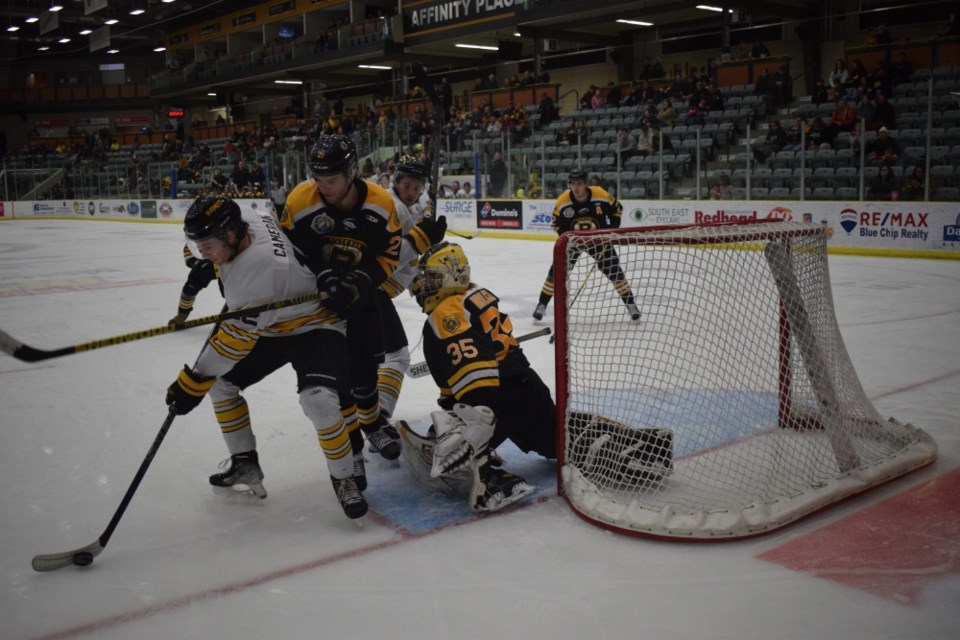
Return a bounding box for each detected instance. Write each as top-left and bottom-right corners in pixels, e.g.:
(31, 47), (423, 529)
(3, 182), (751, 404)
(429, 404), (496, 478)
(406, 215), (447, 254)
(165, 365), (216, 415)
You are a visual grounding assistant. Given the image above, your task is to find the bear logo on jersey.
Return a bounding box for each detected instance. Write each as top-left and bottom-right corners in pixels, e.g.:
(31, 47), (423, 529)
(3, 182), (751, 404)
(310, 212), (336, 235)
(442, 315), (461, 334)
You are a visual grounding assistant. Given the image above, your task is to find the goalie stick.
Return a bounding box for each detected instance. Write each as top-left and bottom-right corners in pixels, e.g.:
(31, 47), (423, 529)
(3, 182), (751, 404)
(408, 327), (551, 379)
(0, 291), (327, 363)
(32, 408), (178, 571)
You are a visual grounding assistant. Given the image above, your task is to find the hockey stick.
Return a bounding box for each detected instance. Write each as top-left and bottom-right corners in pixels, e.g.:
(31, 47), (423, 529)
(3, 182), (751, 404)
(448, 229), (481, 240)
(32, 407), (178, 571)
(0, 291), (327, 363)
(550, 270), (594, 343)
(408, 327), (552, 379)
(411, 62), (445, 211)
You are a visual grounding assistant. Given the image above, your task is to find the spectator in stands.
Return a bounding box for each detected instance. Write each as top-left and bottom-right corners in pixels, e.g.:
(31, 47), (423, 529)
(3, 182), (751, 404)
(702, 83), (724, 112)
(580, 86), (596, 110)
(535, 67), (550, 83)
(754, 67), (775, 103)
(573, 119), (589, 145)
(867, 62), (891, 98)
(210, 167), (228, 192)
(735, 41), (752, 59)
(783, 120), (803, 152)
(846, 120), (866, 164)
(650, 125), (674, 153)
(867, 126), (900, 158)
(827, 98), (856, 139)
(873, 93), (896, 131)
(591, 87), (607, 110)
(811, 78), (830, 105)
(605, 82), (622, 108)
(772, 64), (792, 106)
(656, 98), (677, 127)
(869, 164), (900, 200)
(538, 93), (556, 128)
(616, 128), (638, 161)
(888, 52), (912, 87)
(828, 59), (849, 92)
(846, 60), (868, 96)
(751, 40), (770, 58)
(806, 117), (833, 150)
(856, 94), (876, 127)
(485, 73), (499, 90)
(710, 174), (733, 199)
(231, 161), (250, 190)
(460, 181), (473, 199)
(489, 151), (507, 197)
(754, 119), (787, 163)
(876, 23), (893, 45)
(636, 124), (654, 157)
(901, 166), (934, 201)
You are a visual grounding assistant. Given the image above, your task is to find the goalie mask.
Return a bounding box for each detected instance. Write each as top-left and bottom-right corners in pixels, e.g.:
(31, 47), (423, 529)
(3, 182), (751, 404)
(412, 242), (471, 313)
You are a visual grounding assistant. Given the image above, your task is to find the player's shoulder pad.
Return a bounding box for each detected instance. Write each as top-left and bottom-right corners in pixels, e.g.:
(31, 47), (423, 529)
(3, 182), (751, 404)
(462, 286), (499, 312)
(363, 180), (402, 232)
(425, 295), (471, 340)
(556, 190), (574, 207)
(279, 180), (322, 229)
(590, 186), (616, 204)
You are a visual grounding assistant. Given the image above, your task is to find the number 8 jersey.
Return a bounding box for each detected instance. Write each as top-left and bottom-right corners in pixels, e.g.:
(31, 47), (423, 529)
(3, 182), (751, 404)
(552, 185), (623, 233)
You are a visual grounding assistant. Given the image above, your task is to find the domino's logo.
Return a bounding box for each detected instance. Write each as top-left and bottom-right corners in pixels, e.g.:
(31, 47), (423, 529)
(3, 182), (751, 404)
(480, 202), (492, 218)
(839, 208), (858, 234)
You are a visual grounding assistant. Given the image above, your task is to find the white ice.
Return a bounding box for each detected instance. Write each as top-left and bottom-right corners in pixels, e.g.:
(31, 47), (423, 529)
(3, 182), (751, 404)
(1, 220), (958, 640)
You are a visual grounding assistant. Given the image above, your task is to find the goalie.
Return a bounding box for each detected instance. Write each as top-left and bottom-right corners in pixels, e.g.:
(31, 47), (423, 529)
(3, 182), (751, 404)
(402, 242), (556, 512)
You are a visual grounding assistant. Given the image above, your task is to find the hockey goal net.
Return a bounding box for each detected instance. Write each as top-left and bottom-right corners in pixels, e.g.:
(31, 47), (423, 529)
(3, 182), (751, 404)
(554, 221), (937, 540)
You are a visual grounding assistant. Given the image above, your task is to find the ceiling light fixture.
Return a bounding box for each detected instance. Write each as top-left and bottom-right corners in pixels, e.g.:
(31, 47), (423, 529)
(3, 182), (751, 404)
(358, 64), (390, 70)
(79, 29), (92, 35)
(49, 4), (64, 11)
(26, 17), (39, 23)
(695, 5), (733, 12)
(107, 48), (119, 54)
(7, 25), (19, 32)
(274, 79), (303, 84)
(617, 19), (653, 26)
(58, 37), (71, 43)
(455, 43), (498, 50)
(154, 46), (166, 52)
(105, 18), (118, 25)
(130, 9), (146, 16)
(38, 45), (50, 50)
(207, 92), (217, 96)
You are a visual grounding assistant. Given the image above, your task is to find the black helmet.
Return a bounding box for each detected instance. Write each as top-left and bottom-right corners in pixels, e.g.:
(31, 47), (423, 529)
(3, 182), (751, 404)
(184, 195), (244, 242)
(308, 134), (357, 180)
(394, 155), (430, 183)
(568, 167), (588, 183)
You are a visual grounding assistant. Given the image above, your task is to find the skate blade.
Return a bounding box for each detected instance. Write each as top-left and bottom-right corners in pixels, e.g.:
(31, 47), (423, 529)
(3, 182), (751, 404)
(212, 481), (267, 500)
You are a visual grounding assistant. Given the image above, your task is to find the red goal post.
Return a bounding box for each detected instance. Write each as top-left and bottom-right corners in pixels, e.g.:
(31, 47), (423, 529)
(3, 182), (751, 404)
(553, 221), (937, 541)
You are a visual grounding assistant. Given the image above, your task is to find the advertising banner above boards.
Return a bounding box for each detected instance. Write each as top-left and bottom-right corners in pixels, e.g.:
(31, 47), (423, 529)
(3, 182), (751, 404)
(439, 198), (960, 258)
(4, 199), (273, 222)
(4, 198), (957, 258)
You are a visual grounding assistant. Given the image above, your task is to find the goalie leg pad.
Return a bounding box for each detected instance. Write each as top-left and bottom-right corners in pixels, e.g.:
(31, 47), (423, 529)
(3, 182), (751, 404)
(429, 404), (496, 478)
(398, 421), (476, 497)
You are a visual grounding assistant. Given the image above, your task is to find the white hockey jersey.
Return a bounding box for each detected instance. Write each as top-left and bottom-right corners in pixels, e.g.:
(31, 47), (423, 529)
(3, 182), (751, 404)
(194, 208), (343, 378)
(381, 189), (433, 298)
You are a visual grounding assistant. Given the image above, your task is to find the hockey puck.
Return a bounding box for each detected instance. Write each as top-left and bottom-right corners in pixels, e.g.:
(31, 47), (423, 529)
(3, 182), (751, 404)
(73, 552), (94, 567)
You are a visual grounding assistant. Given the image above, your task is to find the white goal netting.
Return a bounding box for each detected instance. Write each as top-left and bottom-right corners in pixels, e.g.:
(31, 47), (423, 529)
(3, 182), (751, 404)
(555, 221), (937, 540)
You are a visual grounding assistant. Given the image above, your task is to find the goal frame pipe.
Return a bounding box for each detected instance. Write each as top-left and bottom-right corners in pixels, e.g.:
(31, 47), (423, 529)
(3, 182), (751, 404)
(553, 220), (821, 495)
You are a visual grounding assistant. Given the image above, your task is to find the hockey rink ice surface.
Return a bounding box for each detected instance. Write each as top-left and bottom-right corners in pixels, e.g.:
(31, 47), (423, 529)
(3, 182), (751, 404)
(1, 220), (958, 640)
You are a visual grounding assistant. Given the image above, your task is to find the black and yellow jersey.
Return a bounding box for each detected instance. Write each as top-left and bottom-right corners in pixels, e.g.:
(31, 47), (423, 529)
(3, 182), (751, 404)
(421, 286), (530, 406)
(278, 178), (402, 288)
(552, 186), (623, 234)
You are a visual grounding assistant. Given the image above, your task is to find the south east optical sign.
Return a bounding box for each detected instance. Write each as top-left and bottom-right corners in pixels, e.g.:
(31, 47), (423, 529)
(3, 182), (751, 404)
(405, 0), (517, 32)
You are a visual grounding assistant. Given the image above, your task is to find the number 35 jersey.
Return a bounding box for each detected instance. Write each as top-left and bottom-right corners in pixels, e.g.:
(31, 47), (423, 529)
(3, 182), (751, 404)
(421, 286), (530, 406)
(552, 186), (623, 234)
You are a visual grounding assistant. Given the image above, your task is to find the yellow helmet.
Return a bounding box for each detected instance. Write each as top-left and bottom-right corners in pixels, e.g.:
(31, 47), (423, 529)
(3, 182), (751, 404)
(412, 242), (471, 312)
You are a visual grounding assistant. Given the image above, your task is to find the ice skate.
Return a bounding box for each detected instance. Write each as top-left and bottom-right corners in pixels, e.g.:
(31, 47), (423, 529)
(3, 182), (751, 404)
(331, 475), (368, 520)
(366, 424), (401, 460)
(471, 464), (535, 513)
(532, 303), (547, 322)
(353, 452), (367, 491)
(209, 450), (267, 499)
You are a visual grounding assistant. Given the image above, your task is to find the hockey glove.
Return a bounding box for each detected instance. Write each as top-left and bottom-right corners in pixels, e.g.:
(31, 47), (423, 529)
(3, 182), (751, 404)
(429, 404), (496, 477)
(317, 267), (372, 319)
(185, 258), (217, 291)
(165, 365), (216, 415)
(407, 215), (447, 254)
(168, 311), (190, 326)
